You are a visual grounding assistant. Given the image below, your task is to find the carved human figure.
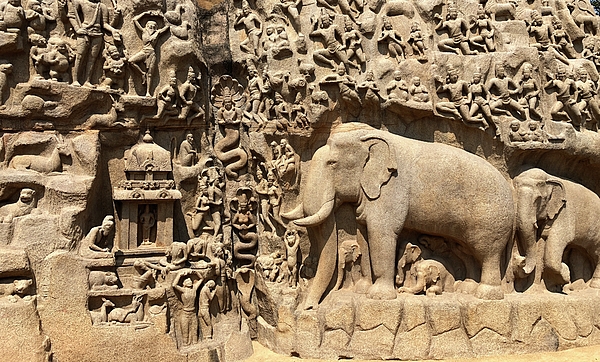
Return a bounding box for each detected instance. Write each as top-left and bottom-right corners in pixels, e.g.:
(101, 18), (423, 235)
(284, 228), (300, 287)
(408, 21), (427, 60)
(517, 62), (542, 120)
(334, 239), (361, 290)
(155, 70), (178, 119)
(551, 17), (577, 59)
(434, 3), (476, 55)
(202, 161), (225, 236)
(526, 11), (569, 65)
(291, 97), (309, 129)
(468, 70), (497, 136)
(575, 66), (600, 130)
(469, 5), (495, 53)
(567, 0), (599, 35)
(44, 37), (74, 82)
(172, 270), (201, 346)
(129, 12), (169, 96)
(343, 16), (365, 68)
(525, 120), (544, 142)
(0, 62), (12, 107)
(198, 280), (216, 339)
(178, 133), (197, 167)
(246, 66), (264, 124)
(386, 70), (408, 101)
(0, 0), (24, 33)
(79, 215), (113, 258)
(231, 189), (258, 269)
(29, 34), (48, 79)
(255, 168), (276, 233)
(132, 260), (155, 289)
(409, 77), (429, 103)
(544, 66), (583, 129)
(310, 11), (350, 69)
(100, 45), (126, 92)
(322, 64), (361, 111)
(397, 242), (455, 296)
(235, 1), (262, 56)
(210, 243), (229, 312)
(435, 67), (487, 128)
(139, 204), (155, 246)
(277, 0), (302, 35)
(25, 0), (54, 37)
(486, 63), (527, 119)
(316, 0), (358, 22)
(358, 70), (381, 109)
(378, 16), (406, 63)
(179, 67), (204, 124)
(68, 0), (121, 86)
(145, 241), (188, 277)
(188, 177), (210, 236)
(582, 36), (600, 66)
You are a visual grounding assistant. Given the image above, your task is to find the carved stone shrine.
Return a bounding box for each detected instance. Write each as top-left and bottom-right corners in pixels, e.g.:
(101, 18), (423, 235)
(3, 0), (600, 360)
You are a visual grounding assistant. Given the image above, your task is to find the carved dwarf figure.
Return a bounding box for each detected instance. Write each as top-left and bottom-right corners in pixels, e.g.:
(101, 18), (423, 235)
(409, 77), (429, 103)
(178, 133), (197, 167)
(0, 0), (24, 33)
(44, 36), (74, 82)
(386, 70), (409, 101)
(25, 0), (54, 38)
(100, 45), (126, 92)
(284, 228), (300, 287)
(397, 242), (455, 296)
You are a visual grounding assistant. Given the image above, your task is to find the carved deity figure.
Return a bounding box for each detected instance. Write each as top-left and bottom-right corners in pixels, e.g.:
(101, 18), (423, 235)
(198, 280), (216, 339)
(525, 120), (545, 142)
(44, 37), (74, 82)
(214, 86), (247, 179)
(284, 228), (300, 287)
(486, 63), (527, 120)
(409, 77), (429, 103)
(0, 0), (24, 33)
(575, 67), (600, 130)
(517, 62), (542, 120)
(509, 119), (526, 142)
(130, 12), (169, 96)
(172, 270), (202, 346)
(378, 16), (407, 63)
(155, 70), (179, 120)
(67, 0), (121, 86)
(310, 11), (350, 69)
(358, 70), (381, 109)
(408, 21), (427, 60)
(178, 133), (197, 167)
(342, 16), (365, 68)
(100, 45), (126, 92)
(235, 1), (262, 56)
(435, 67), (487, 128)
(79, 215), (113, 259)
(544, 66), (583, 129)
(231, 188), (258, 269)
(526, 11), (569, 65)
(179, 67), (204, 124)
(139, 204), (155, 246)
(434, 3), (476, 55)
(25, 0), (54, 38)
(551, 17), (576, 60)
(276, 0), (302, 35)
(386, 70), (408, 101)
(468, 69), (497, 137)
(255, 168), (276, 233)
(469, 5), (495, 53)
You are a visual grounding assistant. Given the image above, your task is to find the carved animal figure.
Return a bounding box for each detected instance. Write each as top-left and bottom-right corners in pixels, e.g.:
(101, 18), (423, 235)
(513, 168), (600, 290)
(0, 188), (37, 223)
(485, 0), (517, 21)
(0, 62), (12, 106)
(90, 298), (115, 325)
(9, 141), (70, 173)
(88, 271), (119, 291)
(334, 239), (361, 291)
(1, 279), (33, 302)
(214, 126), (248, 179)
(107, 295), (144, 323)
(397, 242), (455, 296)
(83, 99), (124, 129)
(283, 123), (514, 308)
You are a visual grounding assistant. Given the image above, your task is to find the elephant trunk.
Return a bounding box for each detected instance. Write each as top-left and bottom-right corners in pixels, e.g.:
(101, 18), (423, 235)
(516, 194), (538, 275)
(294, 199), (335, 227)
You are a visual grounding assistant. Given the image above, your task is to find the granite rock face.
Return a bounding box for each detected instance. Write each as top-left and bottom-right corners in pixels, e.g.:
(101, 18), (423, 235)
(2, 0), (600, 359)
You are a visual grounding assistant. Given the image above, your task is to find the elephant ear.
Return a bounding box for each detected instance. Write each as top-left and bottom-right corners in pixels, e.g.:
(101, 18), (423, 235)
(546, 179), (566, 220)
(359, 135), (397, 200)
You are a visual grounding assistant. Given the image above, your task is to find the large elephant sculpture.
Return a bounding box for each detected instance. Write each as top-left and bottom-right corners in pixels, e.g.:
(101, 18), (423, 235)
(513, 168), (600, 289)
(282, 123), (515, 308)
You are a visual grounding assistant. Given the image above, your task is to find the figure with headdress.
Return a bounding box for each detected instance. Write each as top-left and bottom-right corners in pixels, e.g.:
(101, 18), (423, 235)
(486, 62), (527, 120)
(544, 65), (583, 129)
(434, 2), (476, 55)
(310, 10), (351, 69)
(378, 16), (407, 63)
(435, 66), (487, 129)
(179, 67), (205, 125)
(517, 62), (542, 120)
(469, 5), (495, 53)
(235, 0), (262, 56)
(468, 68), (497, 136)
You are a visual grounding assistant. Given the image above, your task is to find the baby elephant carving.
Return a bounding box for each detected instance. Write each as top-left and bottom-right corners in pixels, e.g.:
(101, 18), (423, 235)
(397, 242), (455, 296)
(334, 239), (362, 291)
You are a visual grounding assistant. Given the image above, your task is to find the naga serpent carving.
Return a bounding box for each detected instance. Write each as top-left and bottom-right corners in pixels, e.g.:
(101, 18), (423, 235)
(214, 122), (248, 179)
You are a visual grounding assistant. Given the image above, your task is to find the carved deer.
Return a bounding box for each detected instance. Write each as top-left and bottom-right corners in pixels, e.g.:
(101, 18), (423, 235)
(9, 135), (71, 173)
(107, 295), (144, 323)
(90, 298), (115, 325)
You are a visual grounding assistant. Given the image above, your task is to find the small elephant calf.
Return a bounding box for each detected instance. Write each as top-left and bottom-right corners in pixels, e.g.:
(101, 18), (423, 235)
(397, 242), (455, 296)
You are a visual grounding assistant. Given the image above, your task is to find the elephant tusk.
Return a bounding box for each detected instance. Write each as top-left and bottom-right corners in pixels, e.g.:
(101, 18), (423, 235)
(281, 202), (305, 220)
(293, 199), (335, 227)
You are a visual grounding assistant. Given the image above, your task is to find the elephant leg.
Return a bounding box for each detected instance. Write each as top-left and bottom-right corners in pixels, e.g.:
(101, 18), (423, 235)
(354, 223), (372, 294)
(544, 235), (570, 285)
(367, 224), (398, 300)
(475, 253), (504, 300)
(304, 215), (337, 309)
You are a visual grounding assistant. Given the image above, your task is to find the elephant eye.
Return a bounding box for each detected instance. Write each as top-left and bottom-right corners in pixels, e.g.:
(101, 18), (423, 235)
(327, 160), (337, 166)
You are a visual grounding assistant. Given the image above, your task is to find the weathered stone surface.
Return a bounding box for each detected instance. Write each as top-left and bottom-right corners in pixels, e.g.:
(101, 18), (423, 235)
(355, 298), (402, 333)
(348, 324), (394, 359)
(393, 323), (431, 360)
(464, 299), (512, 337)
(429, 328), (473, 359)
(426, 299), (462, 335)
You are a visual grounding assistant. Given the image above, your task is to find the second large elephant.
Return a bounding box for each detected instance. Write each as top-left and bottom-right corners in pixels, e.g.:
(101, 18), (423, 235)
(513, 168), (600, 289)
(283, 123), (515, 308)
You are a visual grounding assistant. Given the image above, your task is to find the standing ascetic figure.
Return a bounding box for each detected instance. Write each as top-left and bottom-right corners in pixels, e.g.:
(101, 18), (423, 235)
(283, 123), (514, 308)
(68, 0), (120, 87)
